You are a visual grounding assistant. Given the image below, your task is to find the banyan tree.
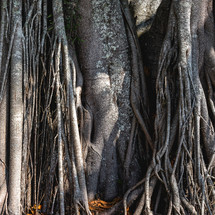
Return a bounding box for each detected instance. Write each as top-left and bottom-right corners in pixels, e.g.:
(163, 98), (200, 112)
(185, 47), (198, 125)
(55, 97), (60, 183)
(0, 0), (215, 214)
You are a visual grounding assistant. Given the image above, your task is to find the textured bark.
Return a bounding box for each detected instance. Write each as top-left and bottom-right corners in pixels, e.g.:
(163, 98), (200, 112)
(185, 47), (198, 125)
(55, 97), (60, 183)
(0, 87), (7, 214)
(8, 1), (23, 214)
(78, 0), (134, 201)
(138, 0), (215, 214)
(56, 43), (65, 215)
(0, 2), (8, 212)
(0, 0), (214, 214)
(129, 0), (162, 36)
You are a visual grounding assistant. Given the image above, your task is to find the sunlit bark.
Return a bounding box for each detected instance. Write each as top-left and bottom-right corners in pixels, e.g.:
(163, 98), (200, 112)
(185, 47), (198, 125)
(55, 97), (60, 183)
(8, 1), (23, 214)
(0, 0), (214, 214)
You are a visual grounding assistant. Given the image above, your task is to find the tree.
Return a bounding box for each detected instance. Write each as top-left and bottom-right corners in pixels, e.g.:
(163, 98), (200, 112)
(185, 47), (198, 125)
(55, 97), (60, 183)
(0, 0), (214, 214)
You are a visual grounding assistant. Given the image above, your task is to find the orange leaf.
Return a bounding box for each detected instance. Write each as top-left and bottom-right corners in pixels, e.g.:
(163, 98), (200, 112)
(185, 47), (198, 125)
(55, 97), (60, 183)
(89, 197), (121, 212)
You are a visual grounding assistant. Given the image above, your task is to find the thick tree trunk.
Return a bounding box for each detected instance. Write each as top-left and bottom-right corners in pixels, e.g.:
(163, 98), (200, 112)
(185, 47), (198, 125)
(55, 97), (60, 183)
(78, 0), (134, 201)
(0, 0), (214, 214)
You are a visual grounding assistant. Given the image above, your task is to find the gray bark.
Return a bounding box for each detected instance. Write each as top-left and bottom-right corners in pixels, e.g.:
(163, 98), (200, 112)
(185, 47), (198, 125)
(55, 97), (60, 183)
(78, 0), (134, 201)
(8, 1), (23, 214)
(0, 87), (7, 214)
(0, 2), (8, 212)
(0, 0), (214, 214)
(129, 0), (162, 36)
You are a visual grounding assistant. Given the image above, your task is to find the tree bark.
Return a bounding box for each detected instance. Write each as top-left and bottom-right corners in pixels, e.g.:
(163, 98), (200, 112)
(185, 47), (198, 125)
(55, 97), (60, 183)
(8, 1), (23, 214)
(78, 0), (134, 201)
(0, 0), (214, 214)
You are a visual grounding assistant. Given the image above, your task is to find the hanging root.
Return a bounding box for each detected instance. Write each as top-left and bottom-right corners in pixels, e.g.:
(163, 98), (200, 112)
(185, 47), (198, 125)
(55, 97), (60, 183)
(120, 0), (215, 214)
(1, 0), (215, 214)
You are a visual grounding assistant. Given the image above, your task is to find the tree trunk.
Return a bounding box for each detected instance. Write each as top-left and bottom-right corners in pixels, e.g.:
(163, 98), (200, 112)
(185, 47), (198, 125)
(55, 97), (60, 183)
(78, 0), (135, 201)
(0, 87), (8, 214)
(0, 0), (215, 214)
(8, 1), (23, 214)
